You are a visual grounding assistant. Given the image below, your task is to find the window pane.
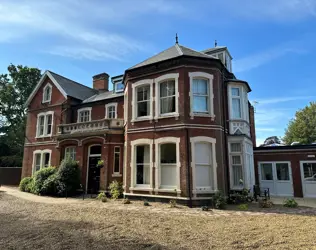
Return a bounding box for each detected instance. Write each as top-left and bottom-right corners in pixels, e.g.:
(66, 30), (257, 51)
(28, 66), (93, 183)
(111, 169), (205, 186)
(195, 143), (212, 188)
(232, 155), (241, 165)
(114, 147), (120, 173)
(160, 96), (175, 114)
(230, 143), (241, 153)
(90, 145), (101, 155)
(35, 153), (41, 172)
(276, 163), (290, 181)
(137, 86), (149, 101)
(115, 82), (124, 92)
(161, 164), (177, 187)
(231, 87), (240, 96)
(195, 143), (211, 165)
(303, 163), (316, 181)
(65, 147), (76, 160)
(193, 79), (208, 95)
(43, 153), (50, 167)
(233, 165), (243, 186)
(193, 96), (208, 112)
(137, 101), (149, 117)
(160, 144), (176, 164)
(46, 114), (52, 135)
(39, 116), (45, 135)
(261, 163), (273, 180)
(160, 80), (175, 97)
(136, 145), (150, 184)
(232, 98), (241, 118)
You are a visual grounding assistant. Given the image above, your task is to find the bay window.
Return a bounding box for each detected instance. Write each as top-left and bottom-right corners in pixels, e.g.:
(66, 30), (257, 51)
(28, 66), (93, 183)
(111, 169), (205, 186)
(154, 73), (179, 119)
(132, 79), (153, 121)
(36, 111), (54, 137)
(231, 87), (242, 119)
(136, 145), (150, 185)
(32, 149), (52, 175)
(160, 143), (177, 189)
(189, 72), (214, 118)
(160, 80), (176, 115)
(230, 142), (243, 188)
(77, 107), (91, 123)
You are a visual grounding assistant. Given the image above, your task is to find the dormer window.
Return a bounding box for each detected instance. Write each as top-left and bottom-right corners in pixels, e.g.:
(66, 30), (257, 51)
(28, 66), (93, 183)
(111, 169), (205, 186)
(115, 82), (124, 93)
(43, 83), (52, 103)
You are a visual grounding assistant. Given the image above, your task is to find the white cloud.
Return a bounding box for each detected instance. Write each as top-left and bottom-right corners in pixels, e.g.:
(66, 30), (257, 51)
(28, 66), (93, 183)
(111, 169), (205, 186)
(253, 96), (316, 105)
(0, 0), (183, 61)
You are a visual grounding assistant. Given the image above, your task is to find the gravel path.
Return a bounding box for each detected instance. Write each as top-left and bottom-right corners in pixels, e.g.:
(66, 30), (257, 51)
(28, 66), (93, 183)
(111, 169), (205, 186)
(1, 187), (316, 249)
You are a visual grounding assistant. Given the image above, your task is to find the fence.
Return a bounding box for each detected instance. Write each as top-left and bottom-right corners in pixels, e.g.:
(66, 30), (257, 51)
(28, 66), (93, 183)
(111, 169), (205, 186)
(0, 167), (22, 185)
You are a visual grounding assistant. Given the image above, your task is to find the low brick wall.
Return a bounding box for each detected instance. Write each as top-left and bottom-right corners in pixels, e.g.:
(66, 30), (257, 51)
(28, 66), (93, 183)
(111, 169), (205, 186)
(0, 167), (22, 186)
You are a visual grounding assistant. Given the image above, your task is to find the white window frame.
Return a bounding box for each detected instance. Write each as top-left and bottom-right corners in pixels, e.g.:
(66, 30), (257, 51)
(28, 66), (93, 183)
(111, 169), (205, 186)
(114, 81), (124, 93)
(154, 137), (181, 193)
(190, 136), (217, 196)
(112, 146), (121, 177)
(229, 142), (244, 189)
(130, 139), (153, 191)
(228, 84), (249, 122)
(42, 83), (52, 103)
(36, 111), (54, 138)
(189, 72), (214, 119)
(77, 107), (92, 123)
(32, 149), (52, 175)
(64, 146), (76, 160)
(105, 103), (118, 119)
(131, 79), (153, 122)
(154, 73), (179, 119)
(124, 86), (128, 125)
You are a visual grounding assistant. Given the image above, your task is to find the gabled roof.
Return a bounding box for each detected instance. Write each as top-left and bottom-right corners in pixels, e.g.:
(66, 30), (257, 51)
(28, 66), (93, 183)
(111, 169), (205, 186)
(25, 70), (97, 106)
(201, 46), (233, 59)
(128, 43), (217, 70)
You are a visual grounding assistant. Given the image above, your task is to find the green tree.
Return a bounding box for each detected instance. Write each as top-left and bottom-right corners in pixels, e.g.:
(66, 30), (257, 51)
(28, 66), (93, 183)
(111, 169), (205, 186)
(0, 64), (41, 167)
(283, 102), (316, 145)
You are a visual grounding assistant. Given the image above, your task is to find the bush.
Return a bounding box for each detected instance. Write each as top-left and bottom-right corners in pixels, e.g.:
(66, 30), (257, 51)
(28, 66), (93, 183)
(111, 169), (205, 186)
(169, 199), (177, 208)
(19, 177), (33, 192)
(283, 198), (298, 208)
(213, 191), (226, 209)
(41, 173), (60, 196)
(238, 204), (249, 210)
(258, 198), (274, 208)
(143, 200), (150, 206)
(109, 181), (123, 199)
(228, 188), (253, 204)
(122, 198), (131, 204)
(97, 192), (107, 201)
(33, 167), (57, 194)
(56, 159), (81, 196)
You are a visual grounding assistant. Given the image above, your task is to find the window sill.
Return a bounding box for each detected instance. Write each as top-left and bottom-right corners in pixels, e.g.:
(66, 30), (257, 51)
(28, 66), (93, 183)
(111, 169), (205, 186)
(190, 113), (215, 120)
(192, 189), (217, 194)
(154, 188), (181, 193)
(35, 135), (53, 139)
(154, 113), (180, 120)
(112, 173), (122, 177)
(129, 186), (152, 191)
(131, 117), (153, 123)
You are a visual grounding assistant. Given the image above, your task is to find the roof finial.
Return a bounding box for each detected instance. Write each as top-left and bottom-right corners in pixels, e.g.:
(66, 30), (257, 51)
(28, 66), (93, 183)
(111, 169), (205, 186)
(215, 40), (217, 47)
(175, 33), (178, 44)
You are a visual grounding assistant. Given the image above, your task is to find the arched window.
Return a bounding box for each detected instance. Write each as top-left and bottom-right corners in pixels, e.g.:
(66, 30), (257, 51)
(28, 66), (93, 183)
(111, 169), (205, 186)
(43, 83), (52, 103)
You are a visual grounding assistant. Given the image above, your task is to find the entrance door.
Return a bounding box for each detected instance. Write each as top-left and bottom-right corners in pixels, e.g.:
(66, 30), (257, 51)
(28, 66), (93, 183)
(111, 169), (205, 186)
(87, 145), (102, 194)
(300, 161), (316, 198)
(259, 162), (293, 196)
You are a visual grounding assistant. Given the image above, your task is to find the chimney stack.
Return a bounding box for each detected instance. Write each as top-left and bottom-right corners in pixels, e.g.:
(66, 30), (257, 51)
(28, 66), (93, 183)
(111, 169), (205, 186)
(93, 73), (109, 91)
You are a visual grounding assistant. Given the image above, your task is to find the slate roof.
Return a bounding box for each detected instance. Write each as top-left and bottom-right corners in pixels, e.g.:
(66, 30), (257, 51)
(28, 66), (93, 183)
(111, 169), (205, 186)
(48, 71), (98, 100)
(82, 91), (124, 103)
(128, 44), (217, 70)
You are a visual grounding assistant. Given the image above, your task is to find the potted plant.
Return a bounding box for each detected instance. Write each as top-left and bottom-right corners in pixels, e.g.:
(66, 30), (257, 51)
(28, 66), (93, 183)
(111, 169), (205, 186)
(96, 159), (104, 169)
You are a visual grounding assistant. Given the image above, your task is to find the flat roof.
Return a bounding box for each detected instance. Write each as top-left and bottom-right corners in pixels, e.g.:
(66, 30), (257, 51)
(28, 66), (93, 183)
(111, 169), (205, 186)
(254, 144), (316, 151)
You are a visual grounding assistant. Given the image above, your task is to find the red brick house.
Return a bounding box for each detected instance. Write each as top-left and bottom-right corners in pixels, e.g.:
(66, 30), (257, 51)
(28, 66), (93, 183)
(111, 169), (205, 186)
(22, 42), (256, 203)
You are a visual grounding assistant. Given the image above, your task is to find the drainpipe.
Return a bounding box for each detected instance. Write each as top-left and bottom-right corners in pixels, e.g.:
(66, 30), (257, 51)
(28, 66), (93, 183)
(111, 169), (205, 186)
(186, 127), (192, 207)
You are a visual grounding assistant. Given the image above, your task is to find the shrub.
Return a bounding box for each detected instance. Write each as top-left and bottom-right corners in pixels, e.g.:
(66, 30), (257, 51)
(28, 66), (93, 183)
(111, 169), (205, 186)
(228, 188), (253, 204)
(169, 199), (177, 208)
(56, 159), (81, 196)
(238, 204), (249, 210)
(122, 198), (131, 204)
(19, 177), (33, 192)
(283, 198), (298, 208)
(213, 191), (226, 209)
(33, 167), (57, 194)
(109, 181), (123, 199)
(258, 198), (274, 208)
(41, 173), (60, 196)
(143, 200), (150, 206)
(97, 192), (107, 201)
(201, 206), (210, 211)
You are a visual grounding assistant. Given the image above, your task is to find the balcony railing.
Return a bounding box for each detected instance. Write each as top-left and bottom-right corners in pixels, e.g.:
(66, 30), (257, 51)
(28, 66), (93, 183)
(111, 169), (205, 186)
(58, 118), (124, 135)
(229, 120), (250, 137)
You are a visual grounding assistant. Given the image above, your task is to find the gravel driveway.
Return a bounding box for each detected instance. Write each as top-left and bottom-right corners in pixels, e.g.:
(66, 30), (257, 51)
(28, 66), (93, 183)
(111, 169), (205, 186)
(1, 187), (316, 249)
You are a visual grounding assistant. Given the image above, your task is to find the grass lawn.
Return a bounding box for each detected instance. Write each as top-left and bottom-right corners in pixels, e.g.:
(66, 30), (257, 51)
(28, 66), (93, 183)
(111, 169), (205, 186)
(0, 191), (316, 250)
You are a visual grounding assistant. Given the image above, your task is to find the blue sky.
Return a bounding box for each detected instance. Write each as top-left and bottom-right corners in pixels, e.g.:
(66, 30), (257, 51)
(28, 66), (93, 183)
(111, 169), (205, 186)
(1, 0), (316, 145)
